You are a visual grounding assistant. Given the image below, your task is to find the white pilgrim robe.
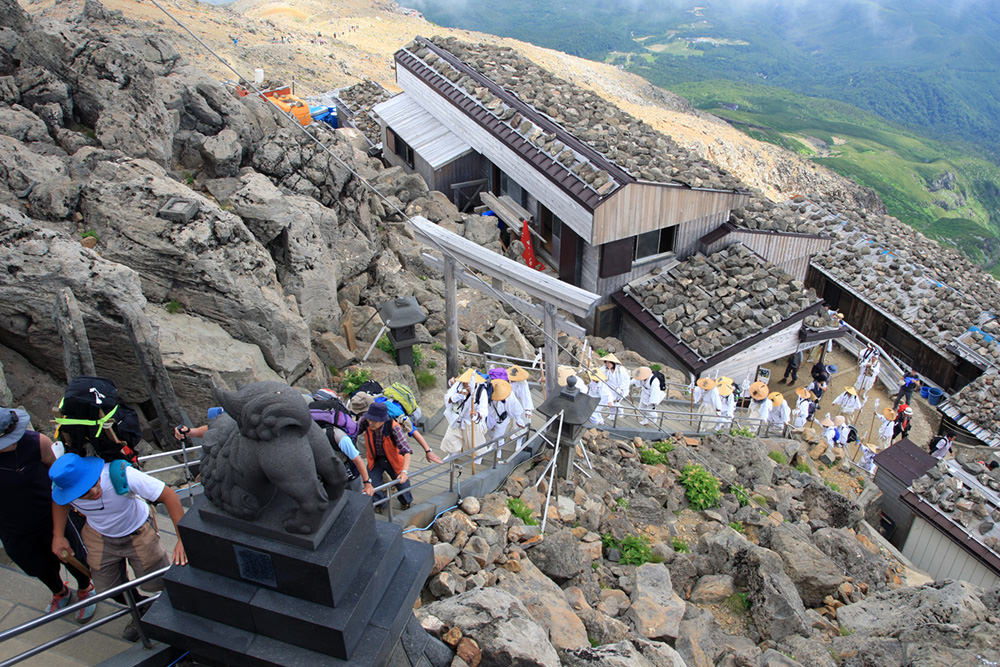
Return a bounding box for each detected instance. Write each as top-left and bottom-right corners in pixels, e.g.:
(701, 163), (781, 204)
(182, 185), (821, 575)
(510, 379), (534, 416)
(832, 391), (864, 416)
(441, 382), (487, 455)
(482, 393), (526, 463)
(604, 365), (630, 411)
(589, 380), (612, 425)
(633, 376), (666, 424)
(855, 358), (880, 395)
(792, 398), (811, 429)
(750, 398), (772, 422)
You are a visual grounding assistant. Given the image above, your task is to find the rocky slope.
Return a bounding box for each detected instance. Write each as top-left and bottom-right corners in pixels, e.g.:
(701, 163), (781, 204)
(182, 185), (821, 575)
(407, 429), (1000, 666)
(0, 0), (525, 429)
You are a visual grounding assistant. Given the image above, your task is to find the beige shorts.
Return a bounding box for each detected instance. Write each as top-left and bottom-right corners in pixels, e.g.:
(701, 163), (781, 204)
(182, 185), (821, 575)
(82, 516), (170, 593)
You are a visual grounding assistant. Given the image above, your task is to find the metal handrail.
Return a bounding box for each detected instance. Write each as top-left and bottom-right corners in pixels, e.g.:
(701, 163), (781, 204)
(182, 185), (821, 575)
(603, 401), (788, 437)
(0, 565), (170, 666)
(372, 412), (563, 520)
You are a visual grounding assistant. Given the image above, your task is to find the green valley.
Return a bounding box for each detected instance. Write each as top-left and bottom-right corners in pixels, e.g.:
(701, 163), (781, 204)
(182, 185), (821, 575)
(671, 80), (1000, 272)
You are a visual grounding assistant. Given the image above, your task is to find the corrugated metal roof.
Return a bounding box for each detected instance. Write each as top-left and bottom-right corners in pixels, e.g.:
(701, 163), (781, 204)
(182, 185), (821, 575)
(372, 93), (472, 170)
(873, 440), (937, 486)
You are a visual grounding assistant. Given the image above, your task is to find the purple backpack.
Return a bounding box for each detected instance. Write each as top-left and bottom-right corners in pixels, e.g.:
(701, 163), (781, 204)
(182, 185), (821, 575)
(487, 368), (509, 381)
(308, 396), (358, 437)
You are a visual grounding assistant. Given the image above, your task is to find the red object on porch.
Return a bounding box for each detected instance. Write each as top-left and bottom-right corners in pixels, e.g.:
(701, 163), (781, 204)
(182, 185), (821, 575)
(520, 220), (545, 271)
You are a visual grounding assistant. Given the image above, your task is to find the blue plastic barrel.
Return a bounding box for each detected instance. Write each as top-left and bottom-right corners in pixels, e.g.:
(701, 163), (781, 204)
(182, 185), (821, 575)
(919, 385), (930, 399)
(927, 387), (944, 406)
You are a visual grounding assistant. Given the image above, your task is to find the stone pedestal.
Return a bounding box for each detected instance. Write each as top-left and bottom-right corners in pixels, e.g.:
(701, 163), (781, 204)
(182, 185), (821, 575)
(142, 491), (438, 665)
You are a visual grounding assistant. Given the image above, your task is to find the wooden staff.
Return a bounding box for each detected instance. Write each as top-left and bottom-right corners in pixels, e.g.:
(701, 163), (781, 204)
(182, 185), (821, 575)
(864, 398), (880, 446)
(59, 549), (91, 578)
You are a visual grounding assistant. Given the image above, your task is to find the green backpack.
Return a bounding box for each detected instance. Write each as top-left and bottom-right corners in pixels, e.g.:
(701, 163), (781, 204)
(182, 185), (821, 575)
(382, 382), (419, 416)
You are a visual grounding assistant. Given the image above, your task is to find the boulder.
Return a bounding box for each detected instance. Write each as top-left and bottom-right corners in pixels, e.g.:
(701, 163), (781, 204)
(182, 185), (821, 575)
(417, 588), (559, 667)
(560, 640), (683, 667)
(759, 523), (843, 607)
(799, 480), (862, 528)
(732, 543), (809, 641)
(811, 527), (889, 592)
(689, 575), (735, 604)
(497, 557), (588, 650)
(199, 128), (242, 177)
(626, 563), (686, 641)
(528, 529), (588, 583)
(151, 307), (282, 419)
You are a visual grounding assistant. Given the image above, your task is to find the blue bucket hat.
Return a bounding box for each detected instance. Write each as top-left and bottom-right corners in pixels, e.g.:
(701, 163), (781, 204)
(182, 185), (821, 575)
(363, 401), (390, 423)
(826, 365), (838, 374)
(0, 408), (29, 448)
(49, 453), (104, 505)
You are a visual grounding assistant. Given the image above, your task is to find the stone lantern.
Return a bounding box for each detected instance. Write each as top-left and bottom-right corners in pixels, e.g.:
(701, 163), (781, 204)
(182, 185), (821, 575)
(377, 296), (427, 369)
(536, 375), (599, 479)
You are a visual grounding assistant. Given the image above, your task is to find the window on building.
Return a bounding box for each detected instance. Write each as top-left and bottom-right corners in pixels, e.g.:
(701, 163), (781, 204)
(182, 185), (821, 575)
(386, 127), (414, 168)
(633, 226), (677, 261)
(499, 172), (528, 209)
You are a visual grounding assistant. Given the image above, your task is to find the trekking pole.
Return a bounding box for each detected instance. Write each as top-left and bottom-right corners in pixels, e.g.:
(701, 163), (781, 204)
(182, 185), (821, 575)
(175, 425), (195, 507)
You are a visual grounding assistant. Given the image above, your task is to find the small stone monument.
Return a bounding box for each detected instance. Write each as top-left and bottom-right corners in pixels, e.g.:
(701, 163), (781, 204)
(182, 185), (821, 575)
(142, 381), (447, 665)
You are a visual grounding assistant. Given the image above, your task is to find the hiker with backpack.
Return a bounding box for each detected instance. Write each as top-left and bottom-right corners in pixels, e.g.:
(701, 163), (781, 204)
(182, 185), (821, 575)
(374, 396), (443, 464)
(482, 379), (526, 464)
(632, 366), (665, 426)
(49, 453), (187, 641)
(0, 407), (96, 622)
(440, 369), (487, 466)
(356, 402), (413, 512)
(54, 377), (145, 464)
(765, 392), (791, 436)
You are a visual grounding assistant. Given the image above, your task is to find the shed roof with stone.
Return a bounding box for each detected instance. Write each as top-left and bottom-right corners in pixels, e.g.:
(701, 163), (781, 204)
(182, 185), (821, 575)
(623, 243), (835, 363)
(905, 455), (1000, 575)
(396, 35), (745, 209)
(939, 371), (1000, 447)
(334, 80), (394, 145)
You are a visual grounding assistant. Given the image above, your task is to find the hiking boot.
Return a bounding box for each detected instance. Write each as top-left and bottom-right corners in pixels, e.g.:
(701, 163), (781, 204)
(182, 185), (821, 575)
(75, 584), (97, 623)
(48, 585), (70, 614)
(399, 501), (411, 511)
(122, 620), (141, 643)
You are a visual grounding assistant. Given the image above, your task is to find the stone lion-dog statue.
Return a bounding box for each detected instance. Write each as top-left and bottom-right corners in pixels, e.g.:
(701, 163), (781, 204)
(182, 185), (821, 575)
(200, 381), (347, 534)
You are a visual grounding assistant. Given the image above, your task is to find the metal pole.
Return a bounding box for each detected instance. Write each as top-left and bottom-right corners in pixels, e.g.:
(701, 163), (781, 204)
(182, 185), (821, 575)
(444, 256), (459, 381)
(543, 303), (558, 399)
(448, 461), (455, 493)
(123, 588), (152, 649)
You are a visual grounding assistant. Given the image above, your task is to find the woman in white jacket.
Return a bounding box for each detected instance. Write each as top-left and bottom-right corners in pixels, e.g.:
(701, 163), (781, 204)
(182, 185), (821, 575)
(440, 369), (487, 465)
(602, 354), (630, 418)
(632, 366), (665, 425)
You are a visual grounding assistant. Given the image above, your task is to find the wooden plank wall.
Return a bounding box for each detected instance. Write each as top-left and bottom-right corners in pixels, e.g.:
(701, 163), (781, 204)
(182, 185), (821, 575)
(436, 152), (487, 205)
(619, 311), (693, 380)
(675, 211), (735, 259)
(592, 183), (749, 245)
(703, 322), (803, 383)
(903, 515), (1000, 588)
(726, 231), (832, 282)
(806, 265), (959, 388)
(398, 67), (594, 241)
(873, 469), (917, 549)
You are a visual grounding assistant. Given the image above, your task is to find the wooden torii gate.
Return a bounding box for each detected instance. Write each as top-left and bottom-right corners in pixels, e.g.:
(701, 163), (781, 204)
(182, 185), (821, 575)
(408, 215), (601, 398)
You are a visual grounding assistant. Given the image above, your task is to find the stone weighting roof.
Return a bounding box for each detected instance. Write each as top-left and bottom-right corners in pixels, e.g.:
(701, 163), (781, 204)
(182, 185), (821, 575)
(624, 244), (832, 361)
(400, 36), (744, 196)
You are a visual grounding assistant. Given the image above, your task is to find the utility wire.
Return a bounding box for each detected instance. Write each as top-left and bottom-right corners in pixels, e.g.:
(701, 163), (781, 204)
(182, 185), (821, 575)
(145, 0), (866, 578)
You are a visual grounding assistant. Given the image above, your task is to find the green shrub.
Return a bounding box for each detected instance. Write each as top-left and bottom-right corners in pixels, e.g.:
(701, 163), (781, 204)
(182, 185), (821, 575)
(412, 345), (424, 368)
(415, 370), (436, 390)
(507, 497), (538, 525)
(671, 537), (689, 553)
(376, 334), (396, 359)
(639, 447), (667, 465)
(614, 497), (629, 511)
(595, 348), (608, 357)
(426, 360), (437, 369)
(752, 494), (768, 507)
(729, 521), (744, 533)
(724, 592), (751, 613)
(796, 462), (812, 474)
(602, 533), (656, 565)
(81, 229), (99, 241)
(825, 480), (841, 493)
(591, 561), (600, 570)
(165, 299), (183, 314)
(729, 425), (756, 438)
(652, 439), (675, 454)
(768, 451), (788, 465)
(679, 463), (721, 510)
(730, 483), (751, 507)
(340, 368), (372, 396)
(649, 363), (662, 372)
(432, 341), (444, 351)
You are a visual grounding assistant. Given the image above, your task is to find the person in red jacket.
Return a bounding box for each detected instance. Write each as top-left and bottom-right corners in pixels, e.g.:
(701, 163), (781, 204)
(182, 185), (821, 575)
(357, 402), (413, 511)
